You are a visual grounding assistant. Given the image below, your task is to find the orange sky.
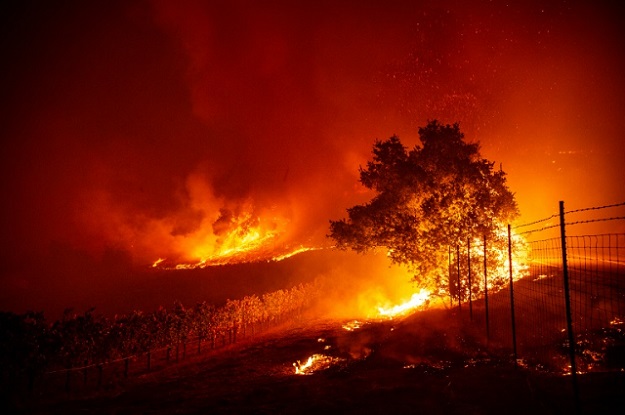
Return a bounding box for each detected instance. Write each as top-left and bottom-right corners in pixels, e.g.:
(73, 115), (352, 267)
(1, 0), (624, 314)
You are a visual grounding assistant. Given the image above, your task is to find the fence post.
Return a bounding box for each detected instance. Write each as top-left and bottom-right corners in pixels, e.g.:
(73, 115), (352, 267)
(507, 224), (518, 368)
(448, 246), (452, 307)
(483, 234), (489, 343)
(457, 245), (461, 311)
(559, 200), (581, 414)
(468, 237), (473, 321)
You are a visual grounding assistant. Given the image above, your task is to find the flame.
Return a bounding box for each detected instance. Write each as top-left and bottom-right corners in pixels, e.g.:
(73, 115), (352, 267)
(154, 244), (319, 269)
(446, 225), (530, 300)
(271, 246), (320, 262)
(293, 354), (343, 375)
(494, 225), (530, 284)
(349, 224), (529, 320)
(184, 211), (281, 266)
(377, 289), (431, 318)
(149, 203), (323, 269)
(342, 320), (362, 331)
(151, 258), (165, 268)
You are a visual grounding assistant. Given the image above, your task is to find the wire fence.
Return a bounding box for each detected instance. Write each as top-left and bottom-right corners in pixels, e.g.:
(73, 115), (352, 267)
(511, 202), (625, 374)
(0, 281), (323, 404)
(448, 201), (625, 413)
(3, 200), (625, 409)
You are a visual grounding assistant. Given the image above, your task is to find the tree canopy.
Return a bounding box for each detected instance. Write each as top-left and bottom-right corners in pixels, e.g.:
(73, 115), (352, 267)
(329, 120), (518, 288)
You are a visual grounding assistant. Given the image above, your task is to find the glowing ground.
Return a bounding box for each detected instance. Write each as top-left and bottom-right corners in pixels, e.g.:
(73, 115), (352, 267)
(9, 310), (624, 415)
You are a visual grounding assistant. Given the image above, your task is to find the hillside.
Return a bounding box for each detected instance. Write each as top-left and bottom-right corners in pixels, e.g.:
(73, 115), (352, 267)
(9, 307), (625, 415)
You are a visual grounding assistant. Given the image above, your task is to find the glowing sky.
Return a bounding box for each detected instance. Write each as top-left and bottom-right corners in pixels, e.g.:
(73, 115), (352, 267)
(1, 0), (624, 313)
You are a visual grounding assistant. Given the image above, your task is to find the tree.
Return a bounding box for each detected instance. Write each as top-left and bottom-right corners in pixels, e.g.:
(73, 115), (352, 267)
(329, 120), (518, 291)
(192, 301), (215, 353)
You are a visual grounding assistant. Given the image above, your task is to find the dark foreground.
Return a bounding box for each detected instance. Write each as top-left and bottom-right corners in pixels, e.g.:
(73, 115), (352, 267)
(6, 311), (625, 415)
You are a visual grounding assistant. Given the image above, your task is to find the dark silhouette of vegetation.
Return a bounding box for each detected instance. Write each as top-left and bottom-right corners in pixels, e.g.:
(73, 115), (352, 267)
(0, 281), (321, 402)
(329, 120), (519, 292)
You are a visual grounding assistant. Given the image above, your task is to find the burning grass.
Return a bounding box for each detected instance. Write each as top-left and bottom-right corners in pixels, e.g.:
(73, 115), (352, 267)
(13, 309), (624, 415)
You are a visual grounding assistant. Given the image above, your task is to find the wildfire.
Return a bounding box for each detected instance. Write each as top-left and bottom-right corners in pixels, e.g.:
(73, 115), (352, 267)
(154, 244), (319, 269)
(271, 246), (320, 262)
(151, 258), (165, 268)
(342, 320), (362, 331)
(449, 225), (530, 299)
(293, 354), (343, 375)
(137, 189), (329, 269)
(492, 225), (530, 284)
(149, 204), (322, 269)
(182, 214), (281, 267)
(377, 289), (431, 318)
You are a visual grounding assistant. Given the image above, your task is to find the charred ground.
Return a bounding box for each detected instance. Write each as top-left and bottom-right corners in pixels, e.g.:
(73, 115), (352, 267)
(7, 307), (625, 415)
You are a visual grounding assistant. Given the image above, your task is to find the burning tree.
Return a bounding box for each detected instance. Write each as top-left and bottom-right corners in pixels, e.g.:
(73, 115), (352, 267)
(329, 120), (519, 297)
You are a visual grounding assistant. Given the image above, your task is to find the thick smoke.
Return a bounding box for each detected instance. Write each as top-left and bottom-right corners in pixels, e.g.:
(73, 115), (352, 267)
(1, 0), (623, 316)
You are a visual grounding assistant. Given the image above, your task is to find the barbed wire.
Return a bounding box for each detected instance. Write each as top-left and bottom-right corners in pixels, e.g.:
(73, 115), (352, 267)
(517, 223), (560, 236)
(565, 201), (625, 215)
(514, 202), (625, 232)
(517, 216), (625, 236)
(565, 216), (625, 228)
(515, 214), (559, 229)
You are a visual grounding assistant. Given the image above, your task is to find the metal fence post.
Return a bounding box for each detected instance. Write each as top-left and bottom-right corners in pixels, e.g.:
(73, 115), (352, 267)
(468, 237), (473, 321)
(457, 245), (461, 311)
(448, 245), (452, 307)
(508, 224), (518, 368)
(483, 234), (489, 343)
(559, 200), (580, 413)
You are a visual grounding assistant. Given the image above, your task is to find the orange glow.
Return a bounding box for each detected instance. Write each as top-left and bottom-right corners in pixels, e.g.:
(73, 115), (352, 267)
(151, 258), (165, 268)
(293, 354), (343, 375)
(3, 0), (622, 319)
(167, 198), (290, 267)
(440, 224), (530, 302)
(490, 225), (530, 286)
(377, 289), (430, 318)
(342, 320), (362, 331)
(155, 244), (320, 270)
(271, 246), (320, 262)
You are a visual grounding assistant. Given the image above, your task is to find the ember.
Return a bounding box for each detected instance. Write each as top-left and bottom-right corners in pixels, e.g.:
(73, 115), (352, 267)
(293, 354), (344, 375)
(342, 320), (362, 331)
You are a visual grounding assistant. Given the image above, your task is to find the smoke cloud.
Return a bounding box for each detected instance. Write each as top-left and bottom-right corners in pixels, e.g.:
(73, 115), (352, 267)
(1, 0), (623, 316)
